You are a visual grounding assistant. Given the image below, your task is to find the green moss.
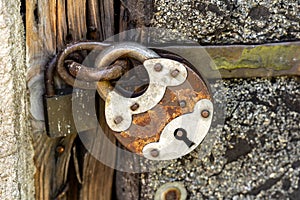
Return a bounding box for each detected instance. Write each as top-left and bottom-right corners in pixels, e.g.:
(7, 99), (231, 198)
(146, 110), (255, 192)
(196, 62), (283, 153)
(212, 45), (300, 70)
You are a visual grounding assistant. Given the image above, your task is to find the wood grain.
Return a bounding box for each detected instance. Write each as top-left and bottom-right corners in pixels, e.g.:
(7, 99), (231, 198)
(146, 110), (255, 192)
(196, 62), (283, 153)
(26, 0), (117, 199)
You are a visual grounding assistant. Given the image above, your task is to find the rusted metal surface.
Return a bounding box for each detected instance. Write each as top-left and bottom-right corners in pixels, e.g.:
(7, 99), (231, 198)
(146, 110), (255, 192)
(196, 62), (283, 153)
(67, 59), (129, 81)
(113, 52), (211, 155)
(56, 41), (110, 88)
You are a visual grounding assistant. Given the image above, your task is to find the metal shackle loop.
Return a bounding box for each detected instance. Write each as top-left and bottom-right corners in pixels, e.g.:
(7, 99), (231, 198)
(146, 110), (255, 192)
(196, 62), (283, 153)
(95, 42), (160, 99)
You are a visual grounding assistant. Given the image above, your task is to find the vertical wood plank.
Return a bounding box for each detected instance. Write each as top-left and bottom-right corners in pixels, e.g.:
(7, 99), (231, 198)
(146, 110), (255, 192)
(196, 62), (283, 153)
(27, 0), (154, 199)
(66, 0), (87, 41)
(57, 0), (68, 49)
(99, 0), (114, 39)
(26, 0), (75, 199)
(87, 0), (102, 40)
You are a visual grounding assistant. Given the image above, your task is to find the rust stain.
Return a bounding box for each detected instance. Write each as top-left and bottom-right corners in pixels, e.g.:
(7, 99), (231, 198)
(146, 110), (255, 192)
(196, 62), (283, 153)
(132, 112), (151, 127)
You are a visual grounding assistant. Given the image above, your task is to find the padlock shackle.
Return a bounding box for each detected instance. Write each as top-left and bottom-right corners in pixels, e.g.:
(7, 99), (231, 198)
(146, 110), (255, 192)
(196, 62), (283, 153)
(95, 42), (160, 99)
(56, 41), (111, 89)
(45, 55), (57, 97)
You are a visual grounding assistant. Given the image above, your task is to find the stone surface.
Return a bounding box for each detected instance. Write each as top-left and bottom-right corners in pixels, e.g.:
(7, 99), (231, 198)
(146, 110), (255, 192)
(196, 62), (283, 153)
(141, 77), (300, 199)
(0, 0), (35, 199)
(140, 1), (300, 199)
(152, 0), (300, 44)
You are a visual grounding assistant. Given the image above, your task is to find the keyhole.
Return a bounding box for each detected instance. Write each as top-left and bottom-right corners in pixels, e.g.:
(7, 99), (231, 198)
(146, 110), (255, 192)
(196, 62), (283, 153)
(174, 128), (195, 148)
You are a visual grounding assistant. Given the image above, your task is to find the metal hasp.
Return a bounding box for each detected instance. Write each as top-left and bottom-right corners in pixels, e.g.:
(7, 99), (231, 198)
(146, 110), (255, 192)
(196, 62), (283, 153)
(100, 42), (212, 160)
(165, 41), (300, 79)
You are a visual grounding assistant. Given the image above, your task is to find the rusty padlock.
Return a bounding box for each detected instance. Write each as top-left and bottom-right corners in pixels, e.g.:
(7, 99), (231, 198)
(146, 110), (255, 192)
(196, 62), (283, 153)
(94, 42), (213, 160)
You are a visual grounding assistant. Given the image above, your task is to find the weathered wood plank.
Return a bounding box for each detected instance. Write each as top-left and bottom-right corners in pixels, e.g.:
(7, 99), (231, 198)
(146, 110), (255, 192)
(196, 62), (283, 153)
(27, 0), (72, 199)
(27, 0), (117, 199)
(79, 99), (116, 200)
(87, 0), (101, 40)
(56, 0), (68, 49)
(66, 0), (87, 41)
(99, 0), (115, 39)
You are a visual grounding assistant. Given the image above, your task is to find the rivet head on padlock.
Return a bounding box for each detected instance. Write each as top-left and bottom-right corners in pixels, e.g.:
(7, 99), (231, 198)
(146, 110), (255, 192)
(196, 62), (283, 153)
(170, 69), (180, 77)
(114, 116), (123, 124)
(154, 63), (163, 72)
(201, 110), (210, 118)
(130, 103), (140, 111)
(179, 100), (186, 108)
(150, 149), (160, 157)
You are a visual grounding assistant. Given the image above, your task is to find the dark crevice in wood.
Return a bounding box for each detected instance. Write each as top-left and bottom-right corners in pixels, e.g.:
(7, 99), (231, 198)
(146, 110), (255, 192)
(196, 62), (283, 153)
(34, 5), (39, 24)
(65, 1), (71, 44)
(97, 0), (104, 41)
(114, 0), (121, 35)
(66, 145), (80, 200)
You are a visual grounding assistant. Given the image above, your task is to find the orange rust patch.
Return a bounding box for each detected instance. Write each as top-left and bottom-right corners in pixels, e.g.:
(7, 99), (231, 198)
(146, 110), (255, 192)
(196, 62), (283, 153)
(132, 112), (151, 126)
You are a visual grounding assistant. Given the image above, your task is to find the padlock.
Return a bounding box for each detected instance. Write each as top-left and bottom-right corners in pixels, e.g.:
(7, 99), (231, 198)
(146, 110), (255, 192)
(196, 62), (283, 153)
(94, 42), (213, 160)
(43, 56), (98, 137)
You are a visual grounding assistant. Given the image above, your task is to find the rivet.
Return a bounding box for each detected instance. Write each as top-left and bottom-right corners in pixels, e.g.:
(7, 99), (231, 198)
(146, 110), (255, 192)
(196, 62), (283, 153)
(201, 110), (210, 118)
(114, 116), (123, 124)
(154, 63), (163, 72)
(179, 100), (186, 108)
(56, 145), (65, 154)
(170, 69), (180, 77)
(130, 103), (140, 111)
(150, 149), (160, 157)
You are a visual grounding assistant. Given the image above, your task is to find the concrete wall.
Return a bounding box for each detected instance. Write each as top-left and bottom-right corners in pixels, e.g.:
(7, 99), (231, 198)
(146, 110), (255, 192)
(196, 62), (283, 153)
(0, 0), (35, 199)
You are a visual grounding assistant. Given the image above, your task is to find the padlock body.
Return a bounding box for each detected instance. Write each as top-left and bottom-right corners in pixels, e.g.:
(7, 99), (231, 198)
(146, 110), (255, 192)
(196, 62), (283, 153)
(44, 89), (97, 137)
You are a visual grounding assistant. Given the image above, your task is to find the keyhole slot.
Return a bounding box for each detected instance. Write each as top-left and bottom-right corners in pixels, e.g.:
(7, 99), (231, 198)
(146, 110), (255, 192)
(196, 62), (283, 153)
(174, 128), (195, 148)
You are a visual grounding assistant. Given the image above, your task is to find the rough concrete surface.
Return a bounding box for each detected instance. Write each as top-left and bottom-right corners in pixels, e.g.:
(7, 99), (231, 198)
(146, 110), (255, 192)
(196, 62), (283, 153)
(141, 76), (300, 199)
(140, 1), (300, 199)
(153, 0), (300, 44)
(0, 0), (35, 199)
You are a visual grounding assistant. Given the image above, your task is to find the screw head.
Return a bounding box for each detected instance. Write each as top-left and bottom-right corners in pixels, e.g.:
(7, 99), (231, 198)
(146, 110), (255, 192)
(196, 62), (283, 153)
(130, 103), (140, 111)
(56, 145), (65, 154)
(179, 100), (186, 108)
(170, 69), (180, 77)
(201, 110), (210, 118)
(154, 63), (163, 72)
(114, 116), (123, 124)
(150, 149), (160, 157)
